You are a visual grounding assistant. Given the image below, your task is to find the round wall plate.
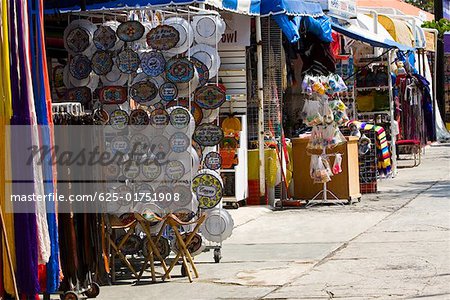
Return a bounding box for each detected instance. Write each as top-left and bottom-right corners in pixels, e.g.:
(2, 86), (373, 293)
(193, 123), (224, 147)
(117, 21), (145, 42)
(194, 85), (226, 109)
(146, 25), (180, 51)
(192, 171), (223, 209)
(165, 58), (194, 83)
(204, 152), (222, 170)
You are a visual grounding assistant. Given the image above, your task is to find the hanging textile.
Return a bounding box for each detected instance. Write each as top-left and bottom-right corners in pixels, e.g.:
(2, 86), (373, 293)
(347, 120), (392, 175)
(0, 0), (16, 296)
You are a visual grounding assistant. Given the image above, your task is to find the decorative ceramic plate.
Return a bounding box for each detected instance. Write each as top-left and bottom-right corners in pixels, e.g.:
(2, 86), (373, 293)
(130, 133), (150, 156)
(141, 161), (162, 181)
(136, 183), (154, 202)
(122, 160), (140, 180)
(130, 81), (158, 103)
(129, 109), (150, 130)
(192, 171), (223, 209)
(93, 108), (110, 125)
(193, 123), (224, 147)
(194, 85), (226, 109)
(104, 163), (120, 180)
(148, 135), (171, 160)
(173, 185), (194, 208)
(165, 58), (194, 83)
(159, 82), (178, 102)
(191, 15), (226, 45)
(101, 65), (128, 86)
(154, 185), (174, 209)
(91, 51), (113, 75)
(163, 17), (194, 55)
(200, 208), (234, 243)
(110, 135), (130, 155)
(204, 152), (222, 170)
(146, 25), (180, 51)
(69, 54), (92, 80)
(190, 57), (209, 87)
(165, 160), (185, 180)
(115, 184), (133, 207)
(65, 87), (92, 104)
(93, 25), (117, 50)
(173, 208), (196, 223)
(141, 51), (166, 77)
(98, 86), (127, 104)
(169, 132), (190, 153)
(142, 236), (170, 260)
(166, 100), (203, 126)
(149, 108), (169, 128)
(117, 21), (145, 42)
(109, 109), (129, 130)
(169, 107), (191, 129)
(117, 49), (140, 74)
(116, 234), (142, 255)
(190, 44), (221, 79)
(173, 232), (203, 256)
(65, 26), (90, 53)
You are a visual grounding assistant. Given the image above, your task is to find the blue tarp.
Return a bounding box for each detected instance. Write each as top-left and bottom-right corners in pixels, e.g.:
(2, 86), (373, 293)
(272, 14), (332, 44)
(331, 21), (415, 51)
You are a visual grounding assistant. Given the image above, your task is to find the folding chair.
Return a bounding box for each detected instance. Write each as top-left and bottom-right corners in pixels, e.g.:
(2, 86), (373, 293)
(162, 213), (206, 282)
(134, 213), (170, 283)
(105, 214), (139, 283)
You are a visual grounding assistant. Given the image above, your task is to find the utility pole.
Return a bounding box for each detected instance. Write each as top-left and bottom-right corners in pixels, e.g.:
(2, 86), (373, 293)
(435, 0), (445, 134)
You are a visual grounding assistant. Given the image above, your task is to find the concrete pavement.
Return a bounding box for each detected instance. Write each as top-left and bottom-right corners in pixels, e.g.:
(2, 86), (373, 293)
(96, 143), (450, 300)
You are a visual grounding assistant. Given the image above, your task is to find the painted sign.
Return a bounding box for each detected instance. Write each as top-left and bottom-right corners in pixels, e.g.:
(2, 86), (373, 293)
(218, 13), (250, 50)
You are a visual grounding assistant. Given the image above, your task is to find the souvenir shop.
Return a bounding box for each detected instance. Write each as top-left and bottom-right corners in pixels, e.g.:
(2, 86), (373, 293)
(0, 0), (331, 299)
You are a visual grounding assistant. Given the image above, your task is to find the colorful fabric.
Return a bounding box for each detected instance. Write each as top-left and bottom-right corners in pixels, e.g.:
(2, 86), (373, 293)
(348, 120), (392, 175)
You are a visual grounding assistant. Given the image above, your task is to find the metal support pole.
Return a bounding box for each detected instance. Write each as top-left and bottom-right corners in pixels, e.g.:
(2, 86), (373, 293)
(256, 16), (265, 198)
(388, 50), (397, 176)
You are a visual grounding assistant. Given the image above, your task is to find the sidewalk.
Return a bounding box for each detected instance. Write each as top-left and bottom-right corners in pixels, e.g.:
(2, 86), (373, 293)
(96, 143), (450, 300)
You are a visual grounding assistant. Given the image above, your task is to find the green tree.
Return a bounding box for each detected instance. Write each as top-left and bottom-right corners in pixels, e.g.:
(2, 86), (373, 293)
(421, 18), (450, 38)
(405, 0), (434, 14)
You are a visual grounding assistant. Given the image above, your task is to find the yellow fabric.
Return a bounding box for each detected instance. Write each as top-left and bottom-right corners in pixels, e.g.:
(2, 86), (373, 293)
(378, 15), (414, 47)
(247, 149), (279, 188)
(424, 31), (435, 52)
(285, 142), (293, 186)
(0, 0), (16, 295)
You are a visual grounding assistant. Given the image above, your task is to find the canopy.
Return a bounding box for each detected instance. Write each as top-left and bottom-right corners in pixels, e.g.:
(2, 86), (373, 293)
(331, 17), (414, 52)
(45, 0), (323, 16)
(377, 15), (414, 48)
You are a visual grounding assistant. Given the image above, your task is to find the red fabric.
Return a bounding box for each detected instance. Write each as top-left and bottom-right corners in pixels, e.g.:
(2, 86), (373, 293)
(396, 139), (420, 145)
(38, 264), (47, 292)
(331, 32), (340, 57)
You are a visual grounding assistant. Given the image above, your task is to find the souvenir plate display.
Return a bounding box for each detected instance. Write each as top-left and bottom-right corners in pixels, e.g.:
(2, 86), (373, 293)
(148, 135), (170, 160)
(146, 25), (180, 51)
(172, 185), (193, 208)
(91, 51), (113, 75)
(149, 108), (169, 127)
(117, 49), (140, 74)
(116, 184), (133, 206)
(117, 21), (145, 42)
(136, 183), (154, 201)
(65, 27), (90, 53)
(191, 57), (209, 87)
(204, 152), (222, 170)
(93, 108), (110, 125)
(192, 171), (223, 209)
(129, 109), (150, 129)
(173, 208), (196, 223)
(98, 86), (127, 104)
(165, 58), (194, 83)
(122, 160), (140, 180)
(130, 133), (150, 156)
(169, 107), (190, 129)
(193, 123), (224, 147)
(154, 185), (173, 209)
(69, 54), (92, 80)
(141, 51), (166, 77)
(169, 132), (190, 153)
(65, 87), (92, 104)
(110, 135), (130, 155)
(141, 161), (162, 181)
(200, 208), (234, 243)
(165, 160), (185, 180)
(109, 109), (129, 130)
(93, 25), (117, 50)
(159, 82), (178, 102)
(130, 81), (158, 103)
(194, 85), (226, 109)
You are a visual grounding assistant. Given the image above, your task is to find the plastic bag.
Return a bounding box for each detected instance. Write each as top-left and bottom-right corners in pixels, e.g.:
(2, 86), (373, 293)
(310, 155), (332, 183)
(302, 100), (323, 126)
(322, 100), (334, 125)
(307, 126), (323, 150)
(332, 153), (343, 175)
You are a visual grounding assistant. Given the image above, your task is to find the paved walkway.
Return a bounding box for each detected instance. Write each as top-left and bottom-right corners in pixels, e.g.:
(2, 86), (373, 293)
(97, 143), (450, 300)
